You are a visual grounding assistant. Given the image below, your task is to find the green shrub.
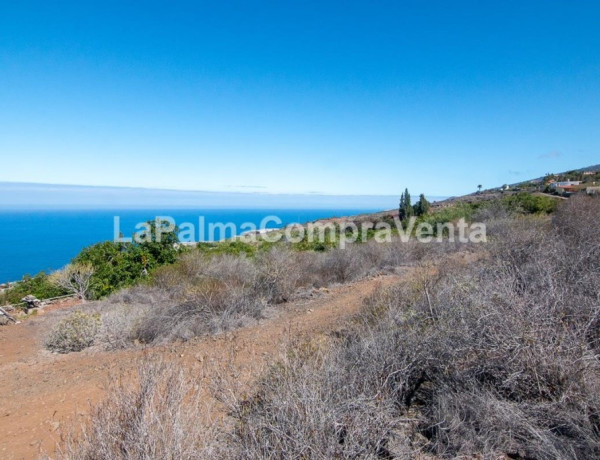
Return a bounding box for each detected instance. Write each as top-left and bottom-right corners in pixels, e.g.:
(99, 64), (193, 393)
(292, 238), (335, 252)
(503, 193), (557, 214)
(0, 272), (67, 307)
(291, 224), (338, 251)
(419, 203), (480, 235)
(73, 222), (182, 299)
(197, 240), (256, 257)
(45, 311), (101, 353)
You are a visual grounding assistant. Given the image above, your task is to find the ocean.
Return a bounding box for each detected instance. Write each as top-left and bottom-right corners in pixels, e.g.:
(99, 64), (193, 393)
(0, 208), (379, 283)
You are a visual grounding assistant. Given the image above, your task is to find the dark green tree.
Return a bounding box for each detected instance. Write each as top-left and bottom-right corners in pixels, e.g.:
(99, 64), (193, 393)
(399, 188), (413, 221)
(413, 194), (431, 217)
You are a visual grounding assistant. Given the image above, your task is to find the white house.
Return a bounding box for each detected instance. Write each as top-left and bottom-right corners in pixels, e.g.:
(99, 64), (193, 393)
(549, 181), (581, 190)
(587, 186), (600, 195)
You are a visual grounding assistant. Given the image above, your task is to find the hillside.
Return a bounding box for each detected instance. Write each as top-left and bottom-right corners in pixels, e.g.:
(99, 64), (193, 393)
(1, 186), (599, 459)
(376, 163), (600, 216)
(0, 272), (409, 458)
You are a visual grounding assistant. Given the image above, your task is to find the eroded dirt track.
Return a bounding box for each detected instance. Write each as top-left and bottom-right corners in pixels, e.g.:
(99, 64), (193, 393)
(0, 273), (402, 459)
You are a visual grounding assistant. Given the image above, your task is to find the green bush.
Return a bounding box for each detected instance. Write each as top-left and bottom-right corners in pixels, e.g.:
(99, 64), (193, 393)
(73, 220), (182, 299)
(292, 237), (336, 252)
(73, 242), (144, 299)
(419, 203), (480, 235)
(503, 193), (557, 214)
(0, 272), (67, 307)
(291, 223), (338, 251)
(45, 311), (101, 353)
(197, 240), (257, 257)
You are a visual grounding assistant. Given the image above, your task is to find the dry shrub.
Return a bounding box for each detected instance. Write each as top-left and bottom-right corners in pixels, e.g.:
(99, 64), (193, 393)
(319, 247), (363, 283)
(227, 197), (600, 459)
(553, 194), (600, 296)
(220, 341), (409, 459)
(45, 311), (101, 353)
(59, 358), (221, 459)
(554, 194), (600, 245)
(97, 286), (178, 349)
(153, 252), (257, 292)
(95, 255), (262, 346)
(90, 231), (472, 349)
(254, 248), (303, 303)
(131, 284), (266, 344)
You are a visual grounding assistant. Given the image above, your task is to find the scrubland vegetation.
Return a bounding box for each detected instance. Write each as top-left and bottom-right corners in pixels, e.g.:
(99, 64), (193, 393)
(1, 220), (181, 306)
(45, 310), (101, 353)
(51, 238), (449, 352)
(53, 193), (600, 459)
(226, 196), (600, 459)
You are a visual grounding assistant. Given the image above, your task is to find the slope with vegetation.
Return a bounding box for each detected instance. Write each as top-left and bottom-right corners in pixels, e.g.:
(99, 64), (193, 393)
(37, 189), (559, 354)
(224, 195), (600, 458)
(28, 191), (598, 459)
(2, 180), (599, 458)
(0, 179), (563, 309)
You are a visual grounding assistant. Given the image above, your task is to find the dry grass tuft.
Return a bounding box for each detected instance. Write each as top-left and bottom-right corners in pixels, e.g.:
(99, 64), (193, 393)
(59, 358), (223, 459)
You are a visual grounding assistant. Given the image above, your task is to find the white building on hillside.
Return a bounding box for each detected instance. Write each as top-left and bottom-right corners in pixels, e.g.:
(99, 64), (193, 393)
(549, 181), (581, 190)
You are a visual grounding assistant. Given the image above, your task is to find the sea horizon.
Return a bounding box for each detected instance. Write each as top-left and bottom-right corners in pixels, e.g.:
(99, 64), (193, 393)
(0, 181), (429, 210)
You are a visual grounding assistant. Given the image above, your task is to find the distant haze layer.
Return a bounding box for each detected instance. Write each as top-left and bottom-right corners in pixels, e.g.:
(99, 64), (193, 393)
(0, 182), (447, 210)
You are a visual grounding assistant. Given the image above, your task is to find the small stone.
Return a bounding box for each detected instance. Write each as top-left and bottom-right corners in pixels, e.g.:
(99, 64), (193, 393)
(21, 295), (42, 309)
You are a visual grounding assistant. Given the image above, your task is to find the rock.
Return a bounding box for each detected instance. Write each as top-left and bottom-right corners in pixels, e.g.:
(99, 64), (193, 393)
(0, 307), (16, 325)
(21, 295), (42, 310)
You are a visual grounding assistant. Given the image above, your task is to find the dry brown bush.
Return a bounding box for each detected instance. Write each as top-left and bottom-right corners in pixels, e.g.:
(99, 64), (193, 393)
(59, 358), (221, 459)
(218, 340), (409, 458)
(226, 197), (600, 459)
(92, 239), (446, 349)
(45, 310), (101, 353)
(53, 221), (475, 353)
(254, 248), (303, 303)
(57, 197), (600, 457)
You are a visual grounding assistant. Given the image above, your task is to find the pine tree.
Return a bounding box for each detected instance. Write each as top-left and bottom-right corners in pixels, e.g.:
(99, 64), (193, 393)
(399, 188), (414, 221)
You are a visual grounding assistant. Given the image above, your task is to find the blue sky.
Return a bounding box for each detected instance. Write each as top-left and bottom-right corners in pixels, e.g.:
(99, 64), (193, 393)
(1, 1), (599, 200)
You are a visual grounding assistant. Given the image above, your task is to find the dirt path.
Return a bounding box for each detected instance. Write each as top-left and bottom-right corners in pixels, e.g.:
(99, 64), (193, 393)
(0, 272), (403, 459)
